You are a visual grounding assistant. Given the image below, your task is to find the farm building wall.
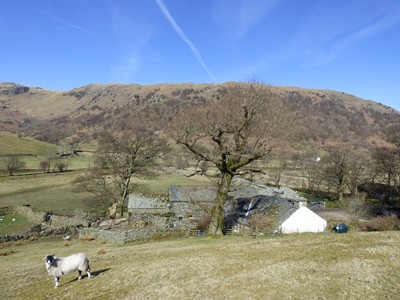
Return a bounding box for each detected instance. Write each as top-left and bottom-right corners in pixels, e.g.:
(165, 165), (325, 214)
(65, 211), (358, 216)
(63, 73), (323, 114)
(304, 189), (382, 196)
(280, 207), (327, 233)
(128, 193), (171, 229)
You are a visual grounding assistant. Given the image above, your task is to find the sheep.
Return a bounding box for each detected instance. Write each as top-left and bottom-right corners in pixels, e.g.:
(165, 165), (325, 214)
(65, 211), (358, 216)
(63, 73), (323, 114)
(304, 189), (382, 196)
(44, 253), (91, 288)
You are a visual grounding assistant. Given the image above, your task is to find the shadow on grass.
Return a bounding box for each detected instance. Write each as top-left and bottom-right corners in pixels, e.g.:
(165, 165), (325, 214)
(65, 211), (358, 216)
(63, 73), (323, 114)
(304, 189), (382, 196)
(63, 268), (111, 286)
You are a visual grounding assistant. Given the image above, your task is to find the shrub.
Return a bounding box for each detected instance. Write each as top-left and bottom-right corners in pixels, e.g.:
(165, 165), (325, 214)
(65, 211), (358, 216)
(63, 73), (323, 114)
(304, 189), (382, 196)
(197, 214), (211, 231)
(248, 212), (278, 235)
(359, 215), (400, 232)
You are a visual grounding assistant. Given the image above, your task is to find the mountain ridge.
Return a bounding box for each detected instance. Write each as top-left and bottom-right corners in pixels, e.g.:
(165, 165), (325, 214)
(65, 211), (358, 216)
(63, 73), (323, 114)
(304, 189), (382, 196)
(1, 81), (399, 151)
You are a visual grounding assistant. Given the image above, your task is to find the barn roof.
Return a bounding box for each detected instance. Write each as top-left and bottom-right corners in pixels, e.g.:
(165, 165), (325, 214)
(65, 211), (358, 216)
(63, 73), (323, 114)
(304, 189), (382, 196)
(168, 186), (217, 203)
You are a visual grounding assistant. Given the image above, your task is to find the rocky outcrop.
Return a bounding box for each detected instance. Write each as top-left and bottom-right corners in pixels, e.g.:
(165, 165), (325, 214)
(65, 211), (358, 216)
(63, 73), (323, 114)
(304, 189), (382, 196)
(222, 178), (308, 234)
(0, 83), (29, 95)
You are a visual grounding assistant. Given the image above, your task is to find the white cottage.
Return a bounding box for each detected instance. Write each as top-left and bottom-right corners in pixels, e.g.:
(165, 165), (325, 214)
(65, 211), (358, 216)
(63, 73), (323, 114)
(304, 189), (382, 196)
(279, 204), (327, 234)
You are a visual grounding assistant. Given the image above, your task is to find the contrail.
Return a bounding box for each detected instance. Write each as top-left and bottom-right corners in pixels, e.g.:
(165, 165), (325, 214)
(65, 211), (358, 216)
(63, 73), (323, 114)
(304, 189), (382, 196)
(155, 0), (217, 81)
(22, 2), (105, 40)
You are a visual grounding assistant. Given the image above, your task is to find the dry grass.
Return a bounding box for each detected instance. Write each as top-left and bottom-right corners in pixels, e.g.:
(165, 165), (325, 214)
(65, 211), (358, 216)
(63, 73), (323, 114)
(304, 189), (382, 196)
(1, 232), (400, 299)
(0, 249), (16, 256)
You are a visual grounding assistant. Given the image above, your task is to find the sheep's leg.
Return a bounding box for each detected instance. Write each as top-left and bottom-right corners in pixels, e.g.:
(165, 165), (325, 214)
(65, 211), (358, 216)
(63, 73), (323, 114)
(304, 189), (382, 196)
(78, 270), (82, 280)
(54, 276), (59, 288)
(86, 260), (91, 278)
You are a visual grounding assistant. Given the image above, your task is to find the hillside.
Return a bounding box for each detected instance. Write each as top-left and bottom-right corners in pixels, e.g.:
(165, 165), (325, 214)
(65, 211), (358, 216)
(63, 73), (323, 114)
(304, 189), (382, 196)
(1, 82), (399, 151)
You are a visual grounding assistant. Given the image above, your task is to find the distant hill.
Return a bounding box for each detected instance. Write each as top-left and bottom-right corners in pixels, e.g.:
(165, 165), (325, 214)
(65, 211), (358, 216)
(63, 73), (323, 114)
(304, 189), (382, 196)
(1, 81), (399, 152)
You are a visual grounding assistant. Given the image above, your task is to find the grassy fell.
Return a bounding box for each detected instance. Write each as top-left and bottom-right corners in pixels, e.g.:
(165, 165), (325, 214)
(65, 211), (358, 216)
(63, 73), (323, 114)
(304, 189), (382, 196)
(1, 232), (400, 300)
(0, 131), (58, 156)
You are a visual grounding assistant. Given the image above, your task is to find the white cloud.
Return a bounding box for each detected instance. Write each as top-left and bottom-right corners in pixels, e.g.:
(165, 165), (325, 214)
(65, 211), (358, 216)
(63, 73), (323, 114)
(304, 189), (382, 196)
(279, 2), (400, 67)
(112, 52), (140, 83)
(344, 9), (400, 44)
(213, 0), (280, 39)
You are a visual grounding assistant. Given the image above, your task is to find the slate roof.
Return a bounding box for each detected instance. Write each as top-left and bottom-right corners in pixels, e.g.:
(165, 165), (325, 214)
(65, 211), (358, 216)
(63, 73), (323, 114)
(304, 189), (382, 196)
(168, 186), (217, 203)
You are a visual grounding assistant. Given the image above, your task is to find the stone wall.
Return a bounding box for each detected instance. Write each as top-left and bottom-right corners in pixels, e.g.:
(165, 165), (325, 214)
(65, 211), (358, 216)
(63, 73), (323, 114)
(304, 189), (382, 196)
(0, 224), (81, 243)
(128, 193), (169, 209)
(79, 228), (162, 244)
(129, 209), (171, 229)
(0, 206), (86, 227)
(128, 193), (171, 229)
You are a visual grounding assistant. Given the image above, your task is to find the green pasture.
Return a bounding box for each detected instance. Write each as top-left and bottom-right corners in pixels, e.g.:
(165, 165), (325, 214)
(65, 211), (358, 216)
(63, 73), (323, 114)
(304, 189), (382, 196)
(132, 172), (211, 195)
(0, 131), (58, 156)
(0, 130), (93, 172)
(0, 168), (211, 213)
(0, 213), (36, 235)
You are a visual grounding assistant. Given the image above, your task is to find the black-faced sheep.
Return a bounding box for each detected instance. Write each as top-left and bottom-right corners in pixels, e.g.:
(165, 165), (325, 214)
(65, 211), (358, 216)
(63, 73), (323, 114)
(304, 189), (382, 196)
(44, 253), (91, 288)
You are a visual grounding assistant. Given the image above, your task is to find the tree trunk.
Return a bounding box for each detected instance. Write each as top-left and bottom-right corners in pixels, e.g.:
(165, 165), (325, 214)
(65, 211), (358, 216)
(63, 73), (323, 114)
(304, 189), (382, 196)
(209, 173), (233, 235)
(120, 176), (131, 217)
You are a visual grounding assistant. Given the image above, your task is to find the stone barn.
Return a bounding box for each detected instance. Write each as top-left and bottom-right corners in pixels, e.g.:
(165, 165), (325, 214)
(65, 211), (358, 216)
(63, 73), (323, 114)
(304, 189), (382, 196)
(168, 185), (217, 230)
(127, 193), (170, 229)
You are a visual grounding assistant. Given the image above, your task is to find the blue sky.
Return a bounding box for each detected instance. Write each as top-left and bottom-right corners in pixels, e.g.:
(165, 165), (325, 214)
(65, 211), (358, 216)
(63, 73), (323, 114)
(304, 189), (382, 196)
(1, 0), (399, 111)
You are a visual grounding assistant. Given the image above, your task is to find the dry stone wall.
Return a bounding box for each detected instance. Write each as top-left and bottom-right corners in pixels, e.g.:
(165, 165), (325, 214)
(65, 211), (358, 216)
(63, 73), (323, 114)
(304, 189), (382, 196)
(128, 193), (171, 229)
(0, 206), (86, 227)
(79, 228), (161, 243)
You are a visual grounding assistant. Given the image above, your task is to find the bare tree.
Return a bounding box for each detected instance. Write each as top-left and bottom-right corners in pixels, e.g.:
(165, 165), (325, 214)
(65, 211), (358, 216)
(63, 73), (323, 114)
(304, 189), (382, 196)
(269, 156), (289, 188)
(1, 156), (26, 176)
(39, 160), (51, 173)
(373, 147), (400, 193)
(322, 147), (371, 202)
(380, 122), (400, 195)
(73, 169), (119, 209)
(94, 130), (166, 216)
(385, 123), (400, 151)
(346, 149), (372, 195)
(322, 147), (351, 202)
(300, 154), (323, 193)
(170, 81), (293, 234)
(54, 160), (69, 172)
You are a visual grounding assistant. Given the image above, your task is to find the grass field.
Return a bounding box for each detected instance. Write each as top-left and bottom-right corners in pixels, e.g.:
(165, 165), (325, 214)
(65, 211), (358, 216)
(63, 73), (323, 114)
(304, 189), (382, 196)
(1, 231), (399, 300)
(0, 213), (36, 235)
(0, 171), (93, 211)
(0, 168), (210, 212)
(0, 131), (58, 156)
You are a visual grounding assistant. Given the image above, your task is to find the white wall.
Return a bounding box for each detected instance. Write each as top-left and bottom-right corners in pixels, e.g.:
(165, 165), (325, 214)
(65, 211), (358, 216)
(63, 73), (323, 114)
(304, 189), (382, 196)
(280, 207), (327, 234)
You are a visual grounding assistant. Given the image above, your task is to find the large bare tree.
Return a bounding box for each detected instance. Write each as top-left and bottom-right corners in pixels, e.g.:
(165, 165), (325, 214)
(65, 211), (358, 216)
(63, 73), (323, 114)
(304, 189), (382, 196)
(322, 146), (371, 202)
(93, 130), (166, 216)
(373, 147), (400, 196)
(170, 81), (292, 234)
(380, 123), (400, 195)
